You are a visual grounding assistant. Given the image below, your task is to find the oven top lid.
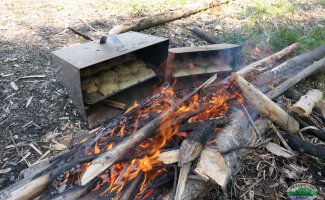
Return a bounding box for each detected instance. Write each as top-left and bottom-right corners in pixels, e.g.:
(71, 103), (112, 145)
(51, 32), (168, 69)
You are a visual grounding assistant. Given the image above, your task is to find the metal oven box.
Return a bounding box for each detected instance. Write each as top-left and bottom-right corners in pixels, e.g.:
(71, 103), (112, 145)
(52, 32), (169, 128)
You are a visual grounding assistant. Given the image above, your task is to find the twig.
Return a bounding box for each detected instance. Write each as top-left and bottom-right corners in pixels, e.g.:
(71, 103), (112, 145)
(169, 164), (178, 200)
(241, 104), (261, 140)
(79, 18), (97, 31)
(9, 131), (30, 167)
(14, 75), (46, 82)
(221, 138), (272, 155)
(240, 177), (263, 197)
(270, 123), (293, 151)
(68, 26), (94, 41)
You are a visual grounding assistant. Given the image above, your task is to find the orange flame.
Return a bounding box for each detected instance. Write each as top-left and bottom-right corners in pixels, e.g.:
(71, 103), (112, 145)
(57, 75), (244, 198)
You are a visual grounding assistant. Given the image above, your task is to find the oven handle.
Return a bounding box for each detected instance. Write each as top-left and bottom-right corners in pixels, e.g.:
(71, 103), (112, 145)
(99, 35), (127, 52)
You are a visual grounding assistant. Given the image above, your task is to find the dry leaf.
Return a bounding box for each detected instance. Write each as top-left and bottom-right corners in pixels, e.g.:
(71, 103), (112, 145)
(265, 142), (295, 158)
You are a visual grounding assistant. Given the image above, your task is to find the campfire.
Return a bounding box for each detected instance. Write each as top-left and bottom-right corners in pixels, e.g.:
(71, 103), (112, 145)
(2, 43), (325, 200)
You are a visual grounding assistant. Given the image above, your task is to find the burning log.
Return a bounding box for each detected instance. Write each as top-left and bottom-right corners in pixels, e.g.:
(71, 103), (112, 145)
(109, 0), (228, 34)
(291, 89), (323, 117)
(232, 73), (300, 133)
(178, 117), (228, 132)
(179, 127), (213, 166)
(80, 74), (219, 185)
(158, 149), (179, 164)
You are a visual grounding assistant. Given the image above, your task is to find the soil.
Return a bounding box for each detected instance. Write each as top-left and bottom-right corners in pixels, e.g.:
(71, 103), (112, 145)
(0, 0), (324, 198)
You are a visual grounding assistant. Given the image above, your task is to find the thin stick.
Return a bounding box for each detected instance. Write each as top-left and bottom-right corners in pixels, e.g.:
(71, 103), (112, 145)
(68, 27), (94, 41)
(270, 123), (292, 151)
(10, 131), (30, 167)
(241, 104), (261, 140)
(220, 138), (272, 155)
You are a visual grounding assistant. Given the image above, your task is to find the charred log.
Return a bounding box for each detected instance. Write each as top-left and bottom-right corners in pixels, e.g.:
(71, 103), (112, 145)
(284, 132), (325, 159)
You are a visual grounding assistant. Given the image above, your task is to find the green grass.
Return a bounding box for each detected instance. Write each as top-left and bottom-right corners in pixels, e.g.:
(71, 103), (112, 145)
(243, 0), (295, 28)
(109, 0), (197, 17)
(270, 26), (325, 52)
(318, 0), (325, 8)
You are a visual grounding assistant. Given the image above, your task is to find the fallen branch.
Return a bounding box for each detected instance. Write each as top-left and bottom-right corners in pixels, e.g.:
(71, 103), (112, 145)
(68, 26), (94, 41)
(284, 132), (325, 159)
(232, 73), (300, 133)
(109, 0), (228, 34)
(188, 27), (221, 44)
(267, 57), (325, 99)
(238, 43), (300, 76)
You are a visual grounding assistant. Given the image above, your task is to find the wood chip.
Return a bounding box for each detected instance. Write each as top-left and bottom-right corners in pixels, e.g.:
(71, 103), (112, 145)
(10, 81), (18, 90)
(29, 143), (43, 155)
(0, 168), (11, 174)
(26, 96), (33, 108)
(265, 142), (295, 158)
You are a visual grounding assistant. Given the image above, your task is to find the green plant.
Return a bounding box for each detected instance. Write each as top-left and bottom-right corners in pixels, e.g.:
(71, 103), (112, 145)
(270, 26), (301, 51)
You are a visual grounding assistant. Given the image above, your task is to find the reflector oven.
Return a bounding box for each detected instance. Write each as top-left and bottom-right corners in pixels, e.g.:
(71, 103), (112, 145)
(52, 32), (169, 128)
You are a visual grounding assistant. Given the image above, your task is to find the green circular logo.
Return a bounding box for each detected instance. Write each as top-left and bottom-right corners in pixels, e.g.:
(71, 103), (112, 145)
(287, 183), (318, 200)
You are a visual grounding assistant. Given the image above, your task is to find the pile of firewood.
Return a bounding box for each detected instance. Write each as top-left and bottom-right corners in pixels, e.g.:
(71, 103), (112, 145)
(1, 43), (325, 200)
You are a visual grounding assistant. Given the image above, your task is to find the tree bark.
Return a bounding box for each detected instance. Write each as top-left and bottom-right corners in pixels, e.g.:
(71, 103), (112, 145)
(238, 43), (300, 76)
(284, 132), (325, 159)
(291, 89), (323, 117)
(266, 57), (325, 99)
(254, 45), (325, 90)
(233, 73), (300, 133)
(109, 0), (228, 35)
(188, 27), (221, 44)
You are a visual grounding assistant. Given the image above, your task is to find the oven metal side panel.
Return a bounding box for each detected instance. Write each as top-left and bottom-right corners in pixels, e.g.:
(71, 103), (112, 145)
(53, 55), (87, 121)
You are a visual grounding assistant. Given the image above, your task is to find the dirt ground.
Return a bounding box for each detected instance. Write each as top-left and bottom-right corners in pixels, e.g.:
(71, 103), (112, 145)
(0, 0), (324, 198)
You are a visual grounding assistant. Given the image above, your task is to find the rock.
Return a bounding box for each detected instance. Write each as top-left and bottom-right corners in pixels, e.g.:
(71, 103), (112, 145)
(10, 175), (15, 182)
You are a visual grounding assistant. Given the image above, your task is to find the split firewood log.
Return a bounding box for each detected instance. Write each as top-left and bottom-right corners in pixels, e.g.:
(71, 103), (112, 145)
(291, 89), (323, 117)
(175, 126), (213, 200)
